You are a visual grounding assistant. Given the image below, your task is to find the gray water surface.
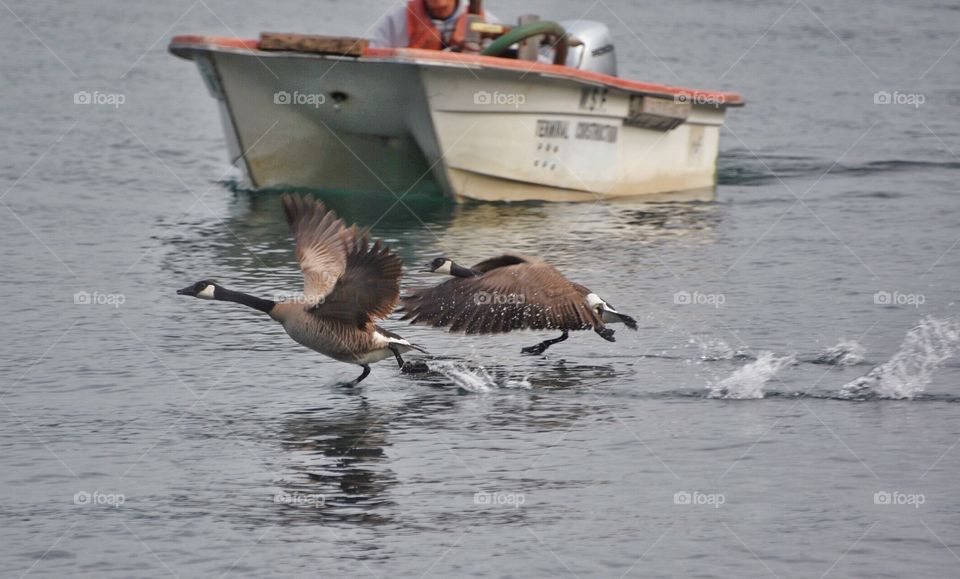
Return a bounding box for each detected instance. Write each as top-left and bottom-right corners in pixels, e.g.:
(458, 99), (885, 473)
(2, 0), (960, 577)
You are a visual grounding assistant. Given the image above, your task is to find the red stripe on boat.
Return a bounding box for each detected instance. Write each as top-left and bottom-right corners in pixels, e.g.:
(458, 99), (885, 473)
(169, 35), (744, 106)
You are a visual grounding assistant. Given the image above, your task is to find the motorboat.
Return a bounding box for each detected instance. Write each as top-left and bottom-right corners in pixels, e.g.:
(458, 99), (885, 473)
(169, 3), (743, 202)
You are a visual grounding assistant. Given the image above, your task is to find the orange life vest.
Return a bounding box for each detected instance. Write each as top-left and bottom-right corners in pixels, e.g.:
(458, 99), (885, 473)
(406, 0), (482, 50)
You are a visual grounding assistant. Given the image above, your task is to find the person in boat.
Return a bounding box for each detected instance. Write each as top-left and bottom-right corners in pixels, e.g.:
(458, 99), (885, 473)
(369, 0), (498, 50)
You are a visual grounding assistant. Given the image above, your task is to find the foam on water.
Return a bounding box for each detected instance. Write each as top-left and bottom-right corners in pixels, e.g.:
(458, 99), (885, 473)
(692, 337), (734, 361)
(689, 337), (751, 361)
(839, 317), (960, 400)
(814, 339), (866, 366)
(707, 352), (797, 399)
(427, 361), (531, 393)
(434, 362), (496, 393)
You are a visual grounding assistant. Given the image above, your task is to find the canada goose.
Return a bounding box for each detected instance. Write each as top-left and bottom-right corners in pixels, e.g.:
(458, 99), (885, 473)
(399, 255), (638, 354)
(177, 194), (425, 386)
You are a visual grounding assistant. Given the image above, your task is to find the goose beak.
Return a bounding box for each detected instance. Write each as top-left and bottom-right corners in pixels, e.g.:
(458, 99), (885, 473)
(419, 263), (434, 273)
(177, 285), (195, 296)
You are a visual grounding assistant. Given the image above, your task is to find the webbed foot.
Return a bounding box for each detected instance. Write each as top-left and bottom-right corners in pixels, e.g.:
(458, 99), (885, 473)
(401, 360), (429, 373)
(521, 343), (548, 355)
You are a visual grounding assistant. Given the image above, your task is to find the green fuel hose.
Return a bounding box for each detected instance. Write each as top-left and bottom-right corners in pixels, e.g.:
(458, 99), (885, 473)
(480, 21), (569, 65)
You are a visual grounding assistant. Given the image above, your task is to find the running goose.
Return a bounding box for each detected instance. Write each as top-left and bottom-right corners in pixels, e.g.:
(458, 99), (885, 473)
(399, 255), (638, 354)
(177, 194), (425, 385)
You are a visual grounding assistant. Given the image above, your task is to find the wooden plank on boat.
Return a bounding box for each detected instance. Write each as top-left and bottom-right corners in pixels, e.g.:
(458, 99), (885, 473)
(259, 33), (368, 56)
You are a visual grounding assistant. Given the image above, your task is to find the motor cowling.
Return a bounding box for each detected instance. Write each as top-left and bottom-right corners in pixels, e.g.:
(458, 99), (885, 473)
(558, 20), (617, 76)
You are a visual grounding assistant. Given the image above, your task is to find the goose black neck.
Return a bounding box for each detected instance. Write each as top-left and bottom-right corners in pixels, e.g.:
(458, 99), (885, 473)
(450, 263), (480, 278)
(216, 287), (275, 314)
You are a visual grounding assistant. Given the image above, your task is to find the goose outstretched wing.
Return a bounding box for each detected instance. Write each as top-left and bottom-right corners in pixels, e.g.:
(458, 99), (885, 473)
(282, 194), (349, 303)
(282, 194), (403, 328)
(312, 231), (403, 328)
(399, 255), (601, 334)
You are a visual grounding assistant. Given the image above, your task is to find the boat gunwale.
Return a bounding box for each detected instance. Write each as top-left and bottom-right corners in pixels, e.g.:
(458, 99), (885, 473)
(168, 34), (745, 108)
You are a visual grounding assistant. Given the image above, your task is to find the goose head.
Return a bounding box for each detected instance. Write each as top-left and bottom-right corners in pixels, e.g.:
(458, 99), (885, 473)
(177, 280), (221, 300)
(422, 257), (454, 275)
(585, 293), (605, 315)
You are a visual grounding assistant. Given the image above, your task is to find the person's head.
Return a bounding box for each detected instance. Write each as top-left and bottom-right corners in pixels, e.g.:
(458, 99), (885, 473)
(424, 0), (458, 19)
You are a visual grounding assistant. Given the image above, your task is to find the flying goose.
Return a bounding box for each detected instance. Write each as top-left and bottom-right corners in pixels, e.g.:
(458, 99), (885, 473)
(399, 255), (638, 354)
(177, 194), (425, 386)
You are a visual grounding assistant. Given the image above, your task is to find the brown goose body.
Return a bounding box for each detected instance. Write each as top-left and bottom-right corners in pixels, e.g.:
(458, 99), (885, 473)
(272, 307), (407, 365)
(177, 195), (424, 385)
(274, 194), (415, 367)
(399, 254), (637, 354)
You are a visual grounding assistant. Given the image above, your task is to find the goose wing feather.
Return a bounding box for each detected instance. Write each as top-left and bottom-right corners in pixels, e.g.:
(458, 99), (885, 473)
(400, 255), (601, 333)
(282, 194), (403, 329)
(312, 232), (403, 328)
(282, 194), (349, 302)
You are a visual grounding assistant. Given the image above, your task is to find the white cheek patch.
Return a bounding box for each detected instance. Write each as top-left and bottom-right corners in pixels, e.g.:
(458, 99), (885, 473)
(585, 293), (604, 308)
(435, 261), (453, 275)
(197, 285), (216, 299)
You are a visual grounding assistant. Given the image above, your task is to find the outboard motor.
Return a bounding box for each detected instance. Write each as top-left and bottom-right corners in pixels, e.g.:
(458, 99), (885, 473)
(559, 20), (617, 76)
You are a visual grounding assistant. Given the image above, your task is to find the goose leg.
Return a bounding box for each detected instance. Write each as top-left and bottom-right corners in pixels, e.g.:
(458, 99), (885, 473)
(391, 347), (405, 368)
(391, 346), (429, 374)
(521, 330), (569, 355)
(345, 364), (371, 386)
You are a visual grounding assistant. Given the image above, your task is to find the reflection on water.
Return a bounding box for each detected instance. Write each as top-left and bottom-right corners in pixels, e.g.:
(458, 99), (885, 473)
(272, 375), (609, 525)
(277, 401), (396, 525)
(163, 188), (725, 291)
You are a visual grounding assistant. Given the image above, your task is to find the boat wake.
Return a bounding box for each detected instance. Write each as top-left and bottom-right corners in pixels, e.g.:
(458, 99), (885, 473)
(719, 151), (960, 187)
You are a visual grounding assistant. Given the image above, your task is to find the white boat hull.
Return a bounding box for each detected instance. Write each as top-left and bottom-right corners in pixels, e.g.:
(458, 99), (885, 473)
(171, 38), (742, 202)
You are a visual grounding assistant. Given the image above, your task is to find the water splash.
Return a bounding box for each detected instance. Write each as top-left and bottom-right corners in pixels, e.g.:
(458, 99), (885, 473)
(813, 339), (866, 366)
(692, 337), (734, 361)
(432, 361), (496, 392)
(690, 337), (751, 361)
(427, 361), (530, 393)
(839, 318), (960, 400)
(707, 352), (797, 399)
